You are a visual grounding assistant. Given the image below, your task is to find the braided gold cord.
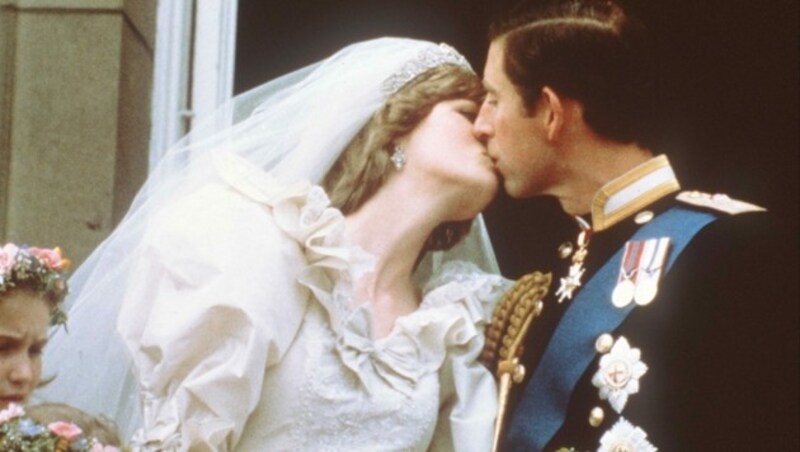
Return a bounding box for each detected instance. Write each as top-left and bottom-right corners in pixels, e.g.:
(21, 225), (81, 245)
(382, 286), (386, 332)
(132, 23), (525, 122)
(480, 271), (552, 371)
(501, 273), (549, 361)
(487, 271), (551, 452)
(481, 274), (535, 366)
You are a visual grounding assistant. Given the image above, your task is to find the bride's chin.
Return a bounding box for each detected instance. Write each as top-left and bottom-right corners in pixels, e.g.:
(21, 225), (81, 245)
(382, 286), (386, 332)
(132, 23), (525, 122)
(449, 194), (496, 221)
(474, 180), (500, 207)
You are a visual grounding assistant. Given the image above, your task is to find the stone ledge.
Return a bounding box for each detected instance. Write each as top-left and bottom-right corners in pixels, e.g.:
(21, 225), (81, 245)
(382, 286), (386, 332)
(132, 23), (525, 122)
(0, 0), (123, 10)
(2, 0), (154, 52)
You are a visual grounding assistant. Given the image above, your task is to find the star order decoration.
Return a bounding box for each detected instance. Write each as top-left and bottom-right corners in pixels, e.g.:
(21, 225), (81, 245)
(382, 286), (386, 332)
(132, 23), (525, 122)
(555, 264), (584, 302)
(555, 221), (591, 303)
(592, 336), (648, 413)
(598, 417), (657, 452)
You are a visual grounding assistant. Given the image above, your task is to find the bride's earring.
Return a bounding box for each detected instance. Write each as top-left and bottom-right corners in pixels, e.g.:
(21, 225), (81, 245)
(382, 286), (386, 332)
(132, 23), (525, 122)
(390, 146), (406, 171)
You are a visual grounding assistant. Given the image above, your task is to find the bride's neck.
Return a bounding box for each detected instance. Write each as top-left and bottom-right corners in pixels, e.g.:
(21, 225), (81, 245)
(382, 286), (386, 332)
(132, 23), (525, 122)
(343, 181), (446, 336)
(344, 193), (438, 290)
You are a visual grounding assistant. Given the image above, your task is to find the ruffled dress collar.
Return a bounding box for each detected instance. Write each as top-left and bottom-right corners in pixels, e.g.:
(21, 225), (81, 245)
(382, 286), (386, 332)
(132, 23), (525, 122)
(216, 152), (499, 396)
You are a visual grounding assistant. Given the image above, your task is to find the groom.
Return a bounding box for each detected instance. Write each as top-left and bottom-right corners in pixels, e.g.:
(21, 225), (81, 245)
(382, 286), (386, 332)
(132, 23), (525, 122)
(473, 0), (796, 450)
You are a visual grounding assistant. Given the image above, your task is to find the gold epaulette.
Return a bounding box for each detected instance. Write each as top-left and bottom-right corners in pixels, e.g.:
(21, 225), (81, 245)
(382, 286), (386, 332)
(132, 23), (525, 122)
(481, 271), (552, 452)
(676, 190), (766, 215)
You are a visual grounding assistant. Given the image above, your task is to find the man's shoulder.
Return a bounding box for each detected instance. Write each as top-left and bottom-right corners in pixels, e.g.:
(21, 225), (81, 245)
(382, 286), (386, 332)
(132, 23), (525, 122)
(674, 190), (765, 216)
(638, 190), (774, 251)
(673, 190), (776, 254)
(644, 190), (777, 281)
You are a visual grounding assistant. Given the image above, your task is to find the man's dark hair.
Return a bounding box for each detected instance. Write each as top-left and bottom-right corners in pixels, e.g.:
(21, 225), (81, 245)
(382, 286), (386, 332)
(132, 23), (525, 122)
(490, 0), (654, 144)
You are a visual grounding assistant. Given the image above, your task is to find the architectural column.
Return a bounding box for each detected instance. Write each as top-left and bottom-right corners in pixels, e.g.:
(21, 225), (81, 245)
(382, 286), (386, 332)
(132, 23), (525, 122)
(0, 0), (155, 264)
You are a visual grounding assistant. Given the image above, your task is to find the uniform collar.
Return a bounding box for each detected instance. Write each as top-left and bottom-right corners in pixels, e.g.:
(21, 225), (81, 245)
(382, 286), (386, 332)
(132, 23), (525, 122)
(590, 155), (681, 232)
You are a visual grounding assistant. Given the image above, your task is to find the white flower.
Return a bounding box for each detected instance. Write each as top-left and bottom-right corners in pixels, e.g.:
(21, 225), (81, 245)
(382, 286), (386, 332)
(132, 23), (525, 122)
(598, 417), (657, 452)
(0, 243), (18, 273)
(592, 336), (648, 413)
(0, 403), (25, 423)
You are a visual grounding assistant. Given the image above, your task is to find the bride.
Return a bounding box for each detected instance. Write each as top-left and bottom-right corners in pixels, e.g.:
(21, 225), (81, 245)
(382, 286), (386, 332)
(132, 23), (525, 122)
(40, 38), (507, 451)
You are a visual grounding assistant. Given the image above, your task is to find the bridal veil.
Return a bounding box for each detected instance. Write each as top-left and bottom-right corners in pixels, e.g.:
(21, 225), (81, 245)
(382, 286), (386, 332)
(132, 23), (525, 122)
(39, 37), (500, 438)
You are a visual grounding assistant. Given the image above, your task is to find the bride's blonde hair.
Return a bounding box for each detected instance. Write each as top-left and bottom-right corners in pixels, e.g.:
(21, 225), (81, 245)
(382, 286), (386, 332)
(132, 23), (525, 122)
(322, 64), (484, 252)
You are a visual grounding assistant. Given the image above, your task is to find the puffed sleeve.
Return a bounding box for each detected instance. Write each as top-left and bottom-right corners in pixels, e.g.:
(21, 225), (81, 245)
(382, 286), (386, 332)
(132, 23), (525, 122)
(118, 183), (310, 451)
(425, 261), (510, 452)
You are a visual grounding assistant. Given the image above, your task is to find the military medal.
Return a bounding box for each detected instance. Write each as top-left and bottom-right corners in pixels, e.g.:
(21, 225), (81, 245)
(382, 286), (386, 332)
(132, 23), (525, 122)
(633, 237), (671, 306)
(634, 278), (658, 306)
(611, 241), (644, 308)
(556, 217), (592, 303)
(612, 279), (635, 308)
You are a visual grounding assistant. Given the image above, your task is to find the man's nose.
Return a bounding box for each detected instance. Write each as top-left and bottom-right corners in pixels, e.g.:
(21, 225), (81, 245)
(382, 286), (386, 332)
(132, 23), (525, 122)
(473, 108), (494, 140)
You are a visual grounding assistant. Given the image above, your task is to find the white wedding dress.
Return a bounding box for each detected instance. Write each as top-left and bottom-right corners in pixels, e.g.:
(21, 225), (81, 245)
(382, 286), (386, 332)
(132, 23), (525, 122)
(40, 38), (505, 452)
(119, 154), (506, 451)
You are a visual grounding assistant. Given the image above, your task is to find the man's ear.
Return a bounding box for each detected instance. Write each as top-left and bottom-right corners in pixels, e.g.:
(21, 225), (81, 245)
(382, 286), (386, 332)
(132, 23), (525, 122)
(540, 86), (564, 142)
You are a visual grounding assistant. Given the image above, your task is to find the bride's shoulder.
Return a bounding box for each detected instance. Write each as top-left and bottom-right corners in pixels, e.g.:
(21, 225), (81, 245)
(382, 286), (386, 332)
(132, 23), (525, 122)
(141, 153), (348, 273)
(213, 152), (314, 206)
(149, 153), (334, 239)
(424, 260), (508, 289)
(147, 182), (286, 250)
(421, 260), (511, 313)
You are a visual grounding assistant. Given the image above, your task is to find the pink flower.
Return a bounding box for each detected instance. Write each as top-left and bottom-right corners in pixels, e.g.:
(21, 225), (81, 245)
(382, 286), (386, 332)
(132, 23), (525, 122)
(28, 246), (70, 270)
(90, 443), (120, 452)
(48, 421), (83, 440)
(0, 403), (24, 422)
(0, 243), (19, 272)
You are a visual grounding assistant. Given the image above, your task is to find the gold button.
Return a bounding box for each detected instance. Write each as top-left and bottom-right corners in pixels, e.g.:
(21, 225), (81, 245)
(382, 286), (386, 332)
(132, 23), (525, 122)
(532, 300), (544, 317)
(595, 333), (614, 353)
(558, 242), (574, 259)
(589, 406), (604, 427)
(634, 210), (654, 224)
(512, 363), (526, 384)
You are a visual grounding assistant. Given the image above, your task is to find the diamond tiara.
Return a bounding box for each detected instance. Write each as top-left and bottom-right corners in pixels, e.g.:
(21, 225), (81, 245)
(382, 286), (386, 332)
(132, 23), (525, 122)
(382, 43), (474, 95)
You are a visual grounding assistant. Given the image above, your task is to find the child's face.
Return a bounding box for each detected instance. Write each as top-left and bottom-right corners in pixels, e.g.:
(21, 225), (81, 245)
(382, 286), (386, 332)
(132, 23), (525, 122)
(0, 289), (50, 409)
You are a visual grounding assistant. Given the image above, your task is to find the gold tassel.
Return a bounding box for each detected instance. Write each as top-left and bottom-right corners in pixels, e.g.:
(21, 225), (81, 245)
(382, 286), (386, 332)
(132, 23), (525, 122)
(482, 271), (551, 452)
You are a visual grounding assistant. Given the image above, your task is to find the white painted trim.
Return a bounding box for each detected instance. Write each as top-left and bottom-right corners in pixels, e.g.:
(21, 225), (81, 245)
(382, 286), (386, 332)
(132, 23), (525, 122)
(191, 0), (238, 125)
(148, 0), (238, 171)
(148, 0), (193, 170)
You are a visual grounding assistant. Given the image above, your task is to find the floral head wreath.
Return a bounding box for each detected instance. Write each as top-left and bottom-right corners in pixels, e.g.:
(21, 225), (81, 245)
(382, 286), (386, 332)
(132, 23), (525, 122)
(0, 404), (121, 452)
(0, 243), (71, 326)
